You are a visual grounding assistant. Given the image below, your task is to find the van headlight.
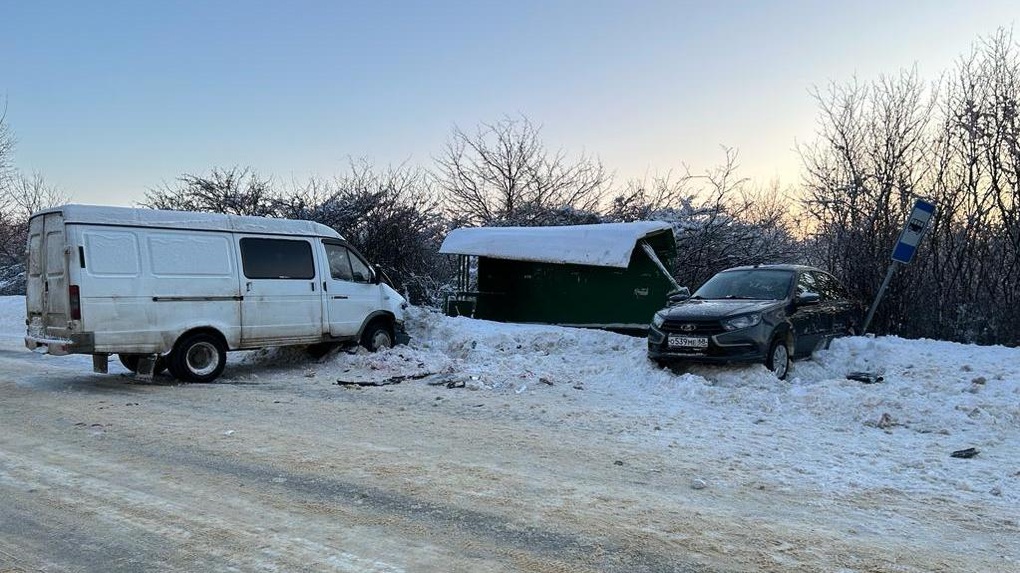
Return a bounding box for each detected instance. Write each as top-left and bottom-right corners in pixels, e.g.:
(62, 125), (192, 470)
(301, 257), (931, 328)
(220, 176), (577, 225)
(722, 313), (761, 331)
(651, 311), (666, 329)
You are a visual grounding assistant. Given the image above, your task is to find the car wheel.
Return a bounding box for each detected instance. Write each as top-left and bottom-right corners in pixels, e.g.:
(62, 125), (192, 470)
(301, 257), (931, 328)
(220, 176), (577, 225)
(360, 321), (394, 352)
(170, 333), (226, 383)
(766, 338), (791, 380)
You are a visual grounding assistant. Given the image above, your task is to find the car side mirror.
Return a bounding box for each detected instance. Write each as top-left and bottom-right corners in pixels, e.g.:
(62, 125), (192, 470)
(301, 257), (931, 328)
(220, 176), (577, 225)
(667, 287), (691, 306)
(796, 292), (821, 306)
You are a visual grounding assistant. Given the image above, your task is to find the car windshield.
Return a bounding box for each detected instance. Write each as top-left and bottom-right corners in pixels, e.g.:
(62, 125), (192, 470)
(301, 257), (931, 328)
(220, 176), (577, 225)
(693, 269), (794, 300)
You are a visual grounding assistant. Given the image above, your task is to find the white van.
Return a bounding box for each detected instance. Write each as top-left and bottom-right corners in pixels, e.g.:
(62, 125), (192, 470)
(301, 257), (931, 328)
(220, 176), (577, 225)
(24, 204), (409, 382)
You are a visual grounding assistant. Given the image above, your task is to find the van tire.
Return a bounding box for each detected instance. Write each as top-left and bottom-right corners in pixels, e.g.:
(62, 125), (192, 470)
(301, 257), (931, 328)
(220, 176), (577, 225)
(170, 333), (226, 383)
(361, 320), (394, 352)
(118, 353), (168, 375)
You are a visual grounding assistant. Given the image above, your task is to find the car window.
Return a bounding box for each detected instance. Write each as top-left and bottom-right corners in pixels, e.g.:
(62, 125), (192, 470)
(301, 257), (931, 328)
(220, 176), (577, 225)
(815, 271), (850, 301)
(324, 242), (353, 281)
(796, 272), (818, 297)
(350, 252), (373, 284)
(694, 269), (794, 300)
(240, 238), (315, 280)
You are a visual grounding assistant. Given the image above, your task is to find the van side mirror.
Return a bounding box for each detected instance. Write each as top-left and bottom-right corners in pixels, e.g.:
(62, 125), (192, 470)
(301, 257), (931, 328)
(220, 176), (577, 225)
(667, 287), (691, 306)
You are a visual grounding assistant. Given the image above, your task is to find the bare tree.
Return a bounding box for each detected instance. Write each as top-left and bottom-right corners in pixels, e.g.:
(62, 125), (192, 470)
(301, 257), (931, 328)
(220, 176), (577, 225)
(606, 149), (802, 289)
(0, 171), (67, 294)
(285, 160), (451, 305)
(605, 169), (693, 223)
(658, 149), (802, 288)
(798, 27), (1020, 343)
(0, 101), (14, 198)
(435, 115), (610, 226)
(798, 67), (938, 333)
(142, 167), (282, 216)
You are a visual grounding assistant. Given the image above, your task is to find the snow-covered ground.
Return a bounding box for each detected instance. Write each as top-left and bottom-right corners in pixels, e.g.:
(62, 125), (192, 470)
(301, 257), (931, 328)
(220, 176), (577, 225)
(3, 295), (1018, 570)
(258, 303), (1020, 506)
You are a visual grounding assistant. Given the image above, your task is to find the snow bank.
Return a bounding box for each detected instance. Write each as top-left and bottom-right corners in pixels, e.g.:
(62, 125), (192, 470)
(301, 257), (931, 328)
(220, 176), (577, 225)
(271, 305), (1020, 510)
(3, 294), (1016, 515)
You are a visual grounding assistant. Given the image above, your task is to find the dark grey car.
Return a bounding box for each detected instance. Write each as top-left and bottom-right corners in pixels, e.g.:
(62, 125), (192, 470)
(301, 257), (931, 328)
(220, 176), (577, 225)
(647, 265), (863, 379)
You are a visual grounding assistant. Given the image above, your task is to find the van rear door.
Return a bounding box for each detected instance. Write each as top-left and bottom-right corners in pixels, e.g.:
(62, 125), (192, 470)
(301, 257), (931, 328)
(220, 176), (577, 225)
(26, 211), (71, 339)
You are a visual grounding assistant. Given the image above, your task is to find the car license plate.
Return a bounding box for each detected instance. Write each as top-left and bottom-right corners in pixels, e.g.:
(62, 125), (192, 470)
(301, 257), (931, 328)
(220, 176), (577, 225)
(668, 335), (708, 349)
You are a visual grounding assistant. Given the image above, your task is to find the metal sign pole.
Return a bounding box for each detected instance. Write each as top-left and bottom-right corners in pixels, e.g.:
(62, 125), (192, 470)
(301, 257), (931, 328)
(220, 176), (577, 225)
(862, 198), (935, 335)
(862, 261), (899, 334)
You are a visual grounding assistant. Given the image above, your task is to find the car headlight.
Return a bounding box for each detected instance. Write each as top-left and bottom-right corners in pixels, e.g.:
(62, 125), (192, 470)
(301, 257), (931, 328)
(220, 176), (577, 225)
(651, 311), (666, 329)
(722, 313), (761, 331)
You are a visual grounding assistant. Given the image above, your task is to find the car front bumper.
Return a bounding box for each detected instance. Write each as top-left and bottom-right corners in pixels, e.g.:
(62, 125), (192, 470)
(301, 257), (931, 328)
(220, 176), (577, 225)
(647, 324), (767, 365)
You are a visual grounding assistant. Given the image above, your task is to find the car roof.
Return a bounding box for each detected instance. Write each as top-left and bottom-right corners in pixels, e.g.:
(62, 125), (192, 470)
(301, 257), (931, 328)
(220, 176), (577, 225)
(719, 264), (823, 273)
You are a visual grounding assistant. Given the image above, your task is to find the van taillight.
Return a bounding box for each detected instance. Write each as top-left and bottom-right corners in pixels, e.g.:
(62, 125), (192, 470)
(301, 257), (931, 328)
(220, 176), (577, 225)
(69, 285), (81, 320)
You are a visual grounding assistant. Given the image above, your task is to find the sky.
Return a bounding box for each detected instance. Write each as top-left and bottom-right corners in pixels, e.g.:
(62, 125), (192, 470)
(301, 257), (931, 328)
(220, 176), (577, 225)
(2, 1), (1017, 206)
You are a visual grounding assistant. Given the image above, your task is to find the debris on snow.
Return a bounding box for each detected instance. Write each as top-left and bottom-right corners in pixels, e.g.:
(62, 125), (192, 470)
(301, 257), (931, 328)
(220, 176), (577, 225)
(336, 372), (435, 387)
(865, 412), (897, 430)
(950, 447), (980, 459)
(847, 371), (884, 384)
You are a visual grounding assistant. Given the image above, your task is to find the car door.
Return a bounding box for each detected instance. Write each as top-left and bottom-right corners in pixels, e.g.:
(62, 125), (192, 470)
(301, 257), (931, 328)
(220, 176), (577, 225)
(321, 241), (381, 338)
(238, 236), (324, 346)
(815, 271), (857, 335)
(789, 271), (826, 356)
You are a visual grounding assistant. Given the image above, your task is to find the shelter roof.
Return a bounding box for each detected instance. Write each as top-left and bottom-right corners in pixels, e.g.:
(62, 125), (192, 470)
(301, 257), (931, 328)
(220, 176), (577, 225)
(439, 221), (673, 268)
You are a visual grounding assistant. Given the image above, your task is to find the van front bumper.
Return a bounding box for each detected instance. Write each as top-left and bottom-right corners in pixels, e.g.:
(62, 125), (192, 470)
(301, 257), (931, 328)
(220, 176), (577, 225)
(25, 332), (95, 356)
(394, 322), (411, 346)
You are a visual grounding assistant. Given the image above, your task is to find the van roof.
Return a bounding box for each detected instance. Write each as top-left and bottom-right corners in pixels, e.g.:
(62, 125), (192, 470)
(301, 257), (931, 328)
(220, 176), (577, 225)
(34, 204), (344, 240)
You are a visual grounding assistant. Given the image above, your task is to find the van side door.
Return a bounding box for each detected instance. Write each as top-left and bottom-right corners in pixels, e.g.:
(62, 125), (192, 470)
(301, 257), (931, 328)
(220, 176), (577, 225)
(320, 241), (381, 338)
(238, 236), (324, 346)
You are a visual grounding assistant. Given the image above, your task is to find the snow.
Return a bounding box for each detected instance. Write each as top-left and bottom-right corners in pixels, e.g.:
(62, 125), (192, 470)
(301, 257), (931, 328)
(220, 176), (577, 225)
(2, 294), (1018, 567)
(37, 204), (343, 239)
(244, 303), (1020, 510)
(439, 221), (672, 268)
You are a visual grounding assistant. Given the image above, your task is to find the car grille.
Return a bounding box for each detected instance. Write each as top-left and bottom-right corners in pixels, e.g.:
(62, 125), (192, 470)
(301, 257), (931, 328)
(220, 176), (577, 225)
(660, 319), (725, 336)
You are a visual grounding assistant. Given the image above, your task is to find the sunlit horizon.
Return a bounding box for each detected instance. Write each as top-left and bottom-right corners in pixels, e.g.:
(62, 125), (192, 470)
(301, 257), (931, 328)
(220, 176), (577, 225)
(2, 1), (1016, 206)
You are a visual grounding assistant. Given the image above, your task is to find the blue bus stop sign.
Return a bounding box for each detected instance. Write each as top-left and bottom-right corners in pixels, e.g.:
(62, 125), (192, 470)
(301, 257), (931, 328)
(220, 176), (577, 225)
(891, 199), (936, 264)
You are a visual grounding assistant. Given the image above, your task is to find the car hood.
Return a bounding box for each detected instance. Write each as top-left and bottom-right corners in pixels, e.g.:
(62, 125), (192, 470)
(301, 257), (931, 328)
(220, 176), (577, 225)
(661, 299), (783, 319)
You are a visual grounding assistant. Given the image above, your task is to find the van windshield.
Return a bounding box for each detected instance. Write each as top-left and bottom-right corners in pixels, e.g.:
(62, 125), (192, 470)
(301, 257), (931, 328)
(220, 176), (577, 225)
(693, 269), (794, 300)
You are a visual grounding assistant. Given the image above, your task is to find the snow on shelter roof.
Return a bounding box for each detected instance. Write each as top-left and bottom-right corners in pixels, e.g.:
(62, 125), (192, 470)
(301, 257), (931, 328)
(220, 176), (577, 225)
(439, 221), (673, 269)
(36, 204), (343, 240)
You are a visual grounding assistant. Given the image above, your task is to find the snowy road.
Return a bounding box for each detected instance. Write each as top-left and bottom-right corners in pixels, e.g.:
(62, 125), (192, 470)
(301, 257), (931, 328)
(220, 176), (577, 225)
(0, 297), (1017, 572)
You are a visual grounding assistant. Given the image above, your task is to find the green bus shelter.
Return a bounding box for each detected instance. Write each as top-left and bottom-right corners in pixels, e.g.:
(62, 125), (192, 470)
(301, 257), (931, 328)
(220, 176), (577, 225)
(439, 221), (678, 333)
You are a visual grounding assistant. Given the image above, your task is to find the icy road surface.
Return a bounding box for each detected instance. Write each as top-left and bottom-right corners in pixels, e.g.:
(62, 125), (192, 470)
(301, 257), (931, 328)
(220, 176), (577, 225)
(0, 296), (1017, 572)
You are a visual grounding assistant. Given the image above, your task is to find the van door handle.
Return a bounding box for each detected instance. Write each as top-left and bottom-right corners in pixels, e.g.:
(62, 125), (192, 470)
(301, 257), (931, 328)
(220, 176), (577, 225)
(332, 295), (348, 300)
(246, 282), (252, 292)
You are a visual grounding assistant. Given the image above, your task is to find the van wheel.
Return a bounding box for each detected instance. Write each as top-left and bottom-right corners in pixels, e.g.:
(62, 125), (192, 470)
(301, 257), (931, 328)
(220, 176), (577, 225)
(361, 321), (394, 352)
(118, 353), (168, 375)
(765, 338), (790, 380)
(170, 333), (226, 383)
